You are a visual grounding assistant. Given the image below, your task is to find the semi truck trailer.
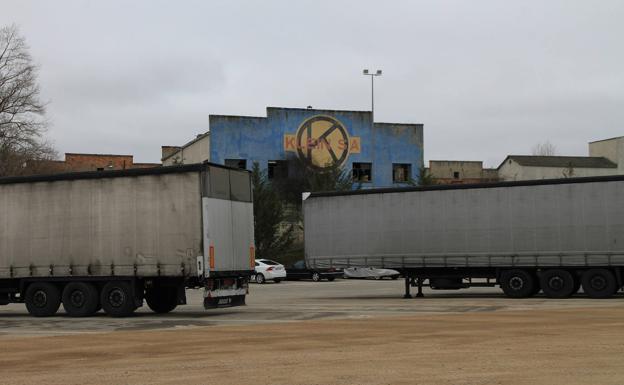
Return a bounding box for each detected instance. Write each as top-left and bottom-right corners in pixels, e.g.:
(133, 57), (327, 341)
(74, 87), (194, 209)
(304, 175), (624, 299)
(0, 162), (255, 317)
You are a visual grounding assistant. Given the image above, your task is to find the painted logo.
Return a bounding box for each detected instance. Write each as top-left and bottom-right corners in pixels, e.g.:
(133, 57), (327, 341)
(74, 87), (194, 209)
(284, 115), (360, 170)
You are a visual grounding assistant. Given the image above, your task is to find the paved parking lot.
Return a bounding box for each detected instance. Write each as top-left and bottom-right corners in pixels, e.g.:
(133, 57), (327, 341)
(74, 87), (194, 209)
(1, 278), (623, 337)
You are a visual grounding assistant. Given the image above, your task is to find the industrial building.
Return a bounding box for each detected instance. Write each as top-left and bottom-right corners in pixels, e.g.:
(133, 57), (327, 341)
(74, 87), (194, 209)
(498, 136), (624, 181)
(44, 153), (159, 173)
(162, 106), (424, 188)
(426, 160), (499, 184)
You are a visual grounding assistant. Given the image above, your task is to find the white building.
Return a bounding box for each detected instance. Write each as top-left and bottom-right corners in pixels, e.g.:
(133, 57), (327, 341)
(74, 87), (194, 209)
(498, 136), (624, 181)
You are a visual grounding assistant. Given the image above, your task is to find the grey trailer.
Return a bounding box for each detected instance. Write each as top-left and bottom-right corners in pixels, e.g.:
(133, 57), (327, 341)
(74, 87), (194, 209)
(304, 175), (624, 299)
(0, 162), (255, 317)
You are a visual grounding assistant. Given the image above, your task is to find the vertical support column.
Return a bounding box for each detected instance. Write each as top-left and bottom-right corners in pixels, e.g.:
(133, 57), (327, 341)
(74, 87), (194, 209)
(403, 275), (412, 299)
(416, 277), (424, 298)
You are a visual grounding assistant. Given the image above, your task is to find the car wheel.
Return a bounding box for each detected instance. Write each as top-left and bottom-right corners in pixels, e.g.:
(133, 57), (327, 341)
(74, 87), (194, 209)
(312, 272), (321, 282)
(25, 282), (61, 317)
(62, 282), (100, 317)
(255, 274), (265, 284)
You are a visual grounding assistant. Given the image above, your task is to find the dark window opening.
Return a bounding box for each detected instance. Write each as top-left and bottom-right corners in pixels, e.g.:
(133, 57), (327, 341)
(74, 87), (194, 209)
(225, 159), (247, 170)
(453, 171), (460, 179)
(352, 162), (372, 182)
(268, 160), (288, 180)
(392, 163), (411, 183)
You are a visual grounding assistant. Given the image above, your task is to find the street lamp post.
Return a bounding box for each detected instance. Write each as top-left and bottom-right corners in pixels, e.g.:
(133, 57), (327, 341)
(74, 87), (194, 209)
(363, 69), (382, 121)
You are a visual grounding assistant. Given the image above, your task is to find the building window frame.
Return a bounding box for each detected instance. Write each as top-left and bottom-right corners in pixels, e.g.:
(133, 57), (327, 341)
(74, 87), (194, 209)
(392, 163), (411, 183)
(352, 162), (372, 183)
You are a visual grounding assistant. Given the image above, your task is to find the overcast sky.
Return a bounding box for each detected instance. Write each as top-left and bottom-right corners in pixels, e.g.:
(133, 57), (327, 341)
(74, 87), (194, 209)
(2, 1), (623, 166)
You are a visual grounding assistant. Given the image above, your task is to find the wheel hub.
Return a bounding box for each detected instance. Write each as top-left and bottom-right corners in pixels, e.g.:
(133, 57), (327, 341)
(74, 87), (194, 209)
(548, 276), (564, 291)
(70, 290), (85, 307)
(590, 276), (607, 291)
(108, 288), (126, 308)
(33, 290), (47, 308)
(509, 276), (524, 290)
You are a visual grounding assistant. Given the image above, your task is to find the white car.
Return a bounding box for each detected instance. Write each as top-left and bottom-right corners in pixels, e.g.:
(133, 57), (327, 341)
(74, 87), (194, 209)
(253, 259), (287, 284)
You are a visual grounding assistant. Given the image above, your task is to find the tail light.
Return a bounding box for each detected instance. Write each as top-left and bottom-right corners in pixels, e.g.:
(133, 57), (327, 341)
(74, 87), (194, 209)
(209, 245), (215, 269)
(266, 266), (274, 271)
(328, 267), (335, 272)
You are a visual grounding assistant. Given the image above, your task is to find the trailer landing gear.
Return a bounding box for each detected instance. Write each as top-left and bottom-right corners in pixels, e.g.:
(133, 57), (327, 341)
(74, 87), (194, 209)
(403, 277), (424, 298)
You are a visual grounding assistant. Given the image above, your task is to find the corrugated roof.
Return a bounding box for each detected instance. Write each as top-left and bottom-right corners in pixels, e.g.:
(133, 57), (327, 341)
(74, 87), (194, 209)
(505, 155), (617, 168)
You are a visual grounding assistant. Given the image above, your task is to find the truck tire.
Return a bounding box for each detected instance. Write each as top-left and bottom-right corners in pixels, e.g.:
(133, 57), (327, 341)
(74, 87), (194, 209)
(100, 281), (136, 317)
(62, 282), (100, 317)
(145, 287), (178, 314)
(500, 269), (536, 298)
(581, 269), (617, 298)
(25, 282), (62, 317)
(540, 269), (575, 298)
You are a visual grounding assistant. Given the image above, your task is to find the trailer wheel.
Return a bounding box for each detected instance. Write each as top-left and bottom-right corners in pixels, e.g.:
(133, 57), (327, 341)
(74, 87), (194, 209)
(145, 287), (178, 314)
(540, 269), (575, 298)
(581, 269), (617, 299)
(101, 281), (136, 317)
(62, 282), (100, 317)
(500, 269), (536, 298)
(25, 282), (61, 317)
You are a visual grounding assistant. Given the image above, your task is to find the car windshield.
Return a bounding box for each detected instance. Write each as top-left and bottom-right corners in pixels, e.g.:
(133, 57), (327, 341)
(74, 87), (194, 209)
(260, 259), (280, 266)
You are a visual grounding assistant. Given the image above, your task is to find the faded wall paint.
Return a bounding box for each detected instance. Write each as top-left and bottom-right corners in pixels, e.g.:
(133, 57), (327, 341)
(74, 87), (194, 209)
(209, 107), (424, 188)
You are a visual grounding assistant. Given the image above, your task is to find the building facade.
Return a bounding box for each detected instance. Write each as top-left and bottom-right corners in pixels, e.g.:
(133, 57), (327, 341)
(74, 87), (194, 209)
(497, 155), (617, 181)
(163, 107), (424, 188)
(427, 160), (498, 184)
(44, 153), (160, 173)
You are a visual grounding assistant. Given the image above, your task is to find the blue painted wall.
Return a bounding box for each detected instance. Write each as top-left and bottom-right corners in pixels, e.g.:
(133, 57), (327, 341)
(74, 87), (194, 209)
(209, 107), (424, 188)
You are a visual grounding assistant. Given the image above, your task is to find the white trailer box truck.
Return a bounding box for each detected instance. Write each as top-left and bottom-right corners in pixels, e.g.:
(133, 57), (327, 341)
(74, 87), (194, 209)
(0, 162), (255, 317)
(304, 175), (624, 299)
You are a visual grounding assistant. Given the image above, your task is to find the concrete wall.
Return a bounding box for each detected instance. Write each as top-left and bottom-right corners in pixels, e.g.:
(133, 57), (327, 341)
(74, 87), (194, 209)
(498, 159), (617, 181)
(209, 107), (424, 188)
(589, 137), (624, 173)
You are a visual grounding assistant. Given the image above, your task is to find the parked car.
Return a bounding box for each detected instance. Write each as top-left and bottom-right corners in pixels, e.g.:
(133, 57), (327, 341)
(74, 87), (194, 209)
(286, 260), (343, 282)
(253, 259), (287, 284)
(343, 267), (401, 280)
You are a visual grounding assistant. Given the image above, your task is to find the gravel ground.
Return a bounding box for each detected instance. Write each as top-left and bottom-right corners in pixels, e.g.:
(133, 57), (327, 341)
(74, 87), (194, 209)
(2, 280), (624, 384)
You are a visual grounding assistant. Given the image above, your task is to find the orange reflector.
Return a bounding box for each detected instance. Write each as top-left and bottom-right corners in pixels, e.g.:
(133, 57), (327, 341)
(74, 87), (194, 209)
(249, 246), (255, 268)
(209, 245), (215, 269)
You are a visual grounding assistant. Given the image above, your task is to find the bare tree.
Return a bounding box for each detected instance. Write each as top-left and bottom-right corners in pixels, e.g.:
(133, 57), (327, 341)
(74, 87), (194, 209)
(531, 141), (557, 156)
(0, 24), (56, 177)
